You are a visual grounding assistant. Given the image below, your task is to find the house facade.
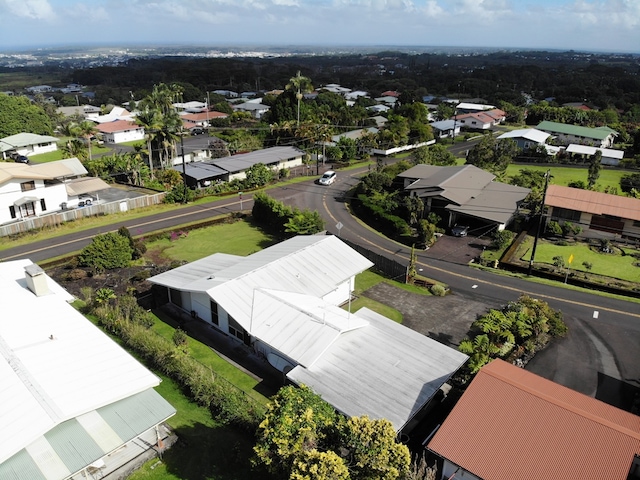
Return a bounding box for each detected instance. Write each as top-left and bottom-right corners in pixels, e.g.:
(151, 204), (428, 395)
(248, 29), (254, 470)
(545, 184), (640, 240)
(96, 120), (145, 144)
(453, 109), (506, 130)
(536, 121), (616, 148)
(565, 144), (625, 166)
(428, 359), (640, 480)
(149, 235), (468, 434)
(430, 120), (460, 138)
(0, 133), (59, 160)
(0, 159), (109, 225)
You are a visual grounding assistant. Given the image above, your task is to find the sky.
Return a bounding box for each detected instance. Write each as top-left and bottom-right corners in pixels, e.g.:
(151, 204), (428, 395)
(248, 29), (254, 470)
(0, 0), (638, 53)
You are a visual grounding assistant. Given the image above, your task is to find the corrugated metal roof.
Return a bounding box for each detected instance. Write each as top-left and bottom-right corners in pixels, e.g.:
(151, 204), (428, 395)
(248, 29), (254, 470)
(565, 144), (624, 159)
(0, 259), (165, 465)
(427, 359), (640, 480)
(537, 120), (611, 140)
(288, 307), (468, 432)
(171, 161), (227, 180)
(545, 184), (640, 222)
(1, 389), (175, 480)
(65, 177), (110, 196)
(447, 182), (531, 224)
(211, 146), (303, 173)
(497, 128), (550, 144)
(149, 236), (374, 333)
(251, 289), (368, 367)
(206, 236), (374, 332)
(0, 133), (59, 152)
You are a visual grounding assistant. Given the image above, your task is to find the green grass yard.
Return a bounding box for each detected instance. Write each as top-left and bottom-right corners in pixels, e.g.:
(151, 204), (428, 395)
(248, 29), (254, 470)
(519, 237), (640, 283)
(506, 164), (626, 192)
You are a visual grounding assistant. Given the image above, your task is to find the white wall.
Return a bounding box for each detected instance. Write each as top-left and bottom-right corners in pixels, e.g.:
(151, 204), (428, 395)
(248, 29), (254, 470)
(321, 278), (353, 306)
(0, 180), (68, 224)
(104, 129), (145, 144)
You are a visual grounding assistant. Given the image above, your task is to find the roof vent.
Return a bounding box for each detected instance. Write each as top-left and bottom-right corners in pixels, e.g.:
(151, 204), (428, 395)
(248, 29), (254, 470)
(24, 264), (50, 297)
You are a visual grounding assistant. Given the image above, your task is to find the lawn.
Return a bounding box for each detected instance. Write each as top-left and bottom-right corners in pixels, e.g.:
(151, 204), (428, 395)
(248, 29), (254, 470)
(29, 143), (113, 163)
(506, 163), (626, 192)
(519, 237), (640, 282)
(129, 374), (267, 480)
(143, 219), (276, 262)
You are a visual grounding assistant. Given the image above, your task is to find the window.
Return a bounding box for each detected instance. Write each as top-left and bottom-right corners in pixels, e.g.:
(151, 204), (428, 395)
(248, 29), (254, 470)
(633, 220), (640, 228)
(40, 198), (46, 211)
(21, 181), (35, 192)
(551, 207), (581, 223)
(9, 206), (16, 219)
(228, 315), (245, 342)
(169, 288), (182, 308)
(210, 300), (219, 326)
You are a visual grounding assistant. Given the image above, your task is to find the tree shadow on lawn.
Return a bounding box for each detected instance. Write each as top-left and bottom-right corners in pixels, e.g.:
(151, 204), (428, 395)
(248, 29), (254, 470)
(161, 422), (276, 480)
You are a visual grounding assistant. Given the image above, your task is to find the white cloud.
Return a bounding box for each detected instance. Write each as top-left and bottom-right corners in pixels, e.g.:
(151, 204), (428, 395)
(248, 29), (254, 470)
(4, 0), (55, 20)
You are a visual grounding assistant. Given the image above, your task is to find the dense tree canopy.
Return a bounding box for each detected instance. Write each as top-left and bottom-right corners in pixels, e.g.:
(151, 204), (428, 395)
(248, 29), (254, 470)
(0, 94), (54, 137)
(254, 385), (410, 480)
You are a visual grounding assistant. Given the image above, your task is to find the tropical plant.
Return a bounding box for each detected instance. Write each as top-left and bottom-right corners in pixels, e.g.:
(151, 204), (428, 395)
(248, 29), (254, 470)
(286, 71), (314, 127)
(78, 232), (133, 273)
(587, 150), (602, 189)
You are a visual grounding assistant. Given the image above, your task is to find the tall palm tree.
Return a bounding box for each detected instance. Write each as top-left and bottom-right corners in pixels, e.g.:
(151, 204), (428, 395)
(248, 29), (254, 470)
(286, 71), (313, 127)
(77, 120), (99, 161)
(135, 107), (162, 178)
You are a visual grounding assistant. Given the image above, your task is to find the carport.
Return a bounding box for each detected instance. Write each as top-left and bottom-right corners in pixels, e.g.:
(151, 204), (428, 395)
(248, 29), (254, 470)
(172, 162), (228, 188)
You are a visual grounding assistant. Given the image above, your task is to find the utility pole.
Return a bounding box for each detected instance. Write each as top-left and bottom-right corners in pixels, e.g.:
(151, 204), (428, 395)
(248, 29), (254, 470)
(180, 133), (188, 204)
(528, 169), (551, 276)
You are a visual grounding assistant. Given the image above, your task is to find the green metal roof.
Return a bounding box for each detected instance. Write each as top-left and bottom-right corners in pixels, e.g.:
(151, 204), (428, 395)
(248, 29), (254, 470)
(0, 389), (175, 480)
(536, 121), (611, 140)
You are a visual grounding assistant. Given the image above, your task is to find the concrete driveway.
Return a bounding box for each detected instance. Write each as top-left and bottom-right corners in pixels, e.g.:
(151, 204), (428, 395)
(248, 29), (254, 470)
(423, 233), (492, 265)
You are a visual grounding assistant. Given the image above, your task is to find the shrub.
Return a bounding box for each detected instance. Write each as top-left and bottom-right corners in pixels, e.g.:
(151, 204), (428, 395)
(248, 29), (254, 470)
(546, 220), (563, 237)
(164, 184), (196, 204)
(430, 284), (447, 296)
(78, 232), (133, 273)
(491, 229), (514, 250)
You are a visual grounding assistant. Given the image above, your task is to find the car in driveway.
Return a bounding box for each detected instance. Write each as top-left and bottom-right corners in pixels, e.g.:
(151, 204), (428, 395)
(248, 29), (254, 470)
(451, 225), (469, 237)
(191, 127), (207, 135)
(14, 155), (29, 164)
(318, 170), (336, 185)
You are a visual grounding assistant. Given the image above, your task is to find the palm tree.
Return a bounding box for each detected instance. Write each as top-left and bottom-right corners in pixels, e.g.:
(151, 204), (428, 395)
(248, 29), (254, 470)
(286, 71), (313, 127)
(77, 120), (99, 161)
(135, 107), (162, 178)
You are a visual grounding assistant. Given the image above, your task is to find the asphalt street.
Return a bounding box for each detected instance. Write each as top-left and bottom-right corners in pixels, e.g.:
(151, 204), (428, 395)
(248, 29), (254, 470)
(2, 162), (639, 411)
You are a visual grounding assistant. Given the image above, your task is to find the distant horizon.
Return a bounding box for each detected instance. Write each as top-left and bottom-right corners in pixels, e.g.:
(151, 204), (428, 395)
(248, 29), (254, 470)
(1, 1), (638, 55)
(1, 42), (638, 57)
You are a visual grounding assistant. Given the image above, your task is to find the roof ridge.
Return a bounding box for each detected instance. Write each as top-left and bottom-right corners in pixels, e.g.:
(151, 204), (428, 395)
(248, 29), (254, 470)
(484, 364), (640, 441)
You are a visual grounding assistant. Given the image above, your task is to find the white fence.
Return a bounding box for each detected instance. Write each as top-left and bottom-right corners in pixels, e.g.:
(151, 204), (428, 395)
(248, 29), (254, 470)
(0, 192), (166, 238)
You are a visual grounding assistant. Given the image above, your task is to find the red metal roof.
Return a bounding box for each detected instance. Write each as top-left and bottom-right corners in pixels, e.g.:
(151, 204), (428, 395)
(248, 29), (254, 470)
(96, 120), (142, 134)
(545, 184), (640, 222)
(428, 360), (640, 480)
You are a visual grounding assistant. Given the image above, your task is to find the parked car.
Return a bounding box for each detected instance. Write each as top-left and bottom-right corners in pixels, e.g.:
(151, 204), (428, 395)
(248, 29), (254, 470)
(451, 225), (469, 237)
(318, 170), (336, 185)
(14, 155), (29, 164)
(191, 127), (207, 135)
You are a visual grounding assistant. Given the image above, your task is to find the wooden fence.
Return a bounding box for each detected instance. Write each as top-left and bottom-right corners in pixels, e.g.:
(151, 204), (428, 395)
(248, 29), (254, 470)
(0, 192), (166, 238)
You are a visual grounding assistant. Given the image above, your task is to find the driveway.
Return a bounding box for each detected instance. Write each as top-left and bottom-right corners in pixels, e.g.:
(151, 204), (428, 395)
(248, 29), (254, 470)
(362, 282), (489, 347)
(422, 233), (492, 265)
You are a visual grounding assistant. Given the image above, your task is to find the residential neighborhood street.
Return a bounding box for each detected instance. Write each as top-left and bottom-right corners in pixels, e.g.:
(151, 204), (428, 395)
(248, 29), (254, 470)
(2, 168), (639, 412)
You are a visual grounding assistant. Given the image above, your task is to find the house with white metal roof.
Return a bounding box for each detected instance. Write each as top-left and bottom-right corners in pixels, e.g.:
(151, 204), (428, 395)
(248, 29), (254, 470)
(565, 144), (625, 166)
(497, 128), (551, 150)
(210, 146), (304, 181)
(0, 259), (175, 480)
(455, 102), (496, 114)
(0, 132), (59, 160)
(148, 235), (468, 434)
(430, 120), (460, 139)
(0, 158), (110, 225)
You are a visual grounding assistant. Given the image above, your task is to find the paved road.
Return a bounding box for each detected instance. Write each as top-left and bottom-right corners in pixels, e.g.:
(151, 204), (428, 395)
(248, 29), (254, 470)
(306, 166), (640, 410)
(3, 165), (639, 410)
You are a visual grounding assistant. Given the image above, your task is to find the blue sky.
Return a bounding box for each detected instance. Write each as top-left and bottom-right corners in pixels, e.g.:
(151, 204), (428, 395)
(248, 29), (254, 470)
(0, 0), (638, 53)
